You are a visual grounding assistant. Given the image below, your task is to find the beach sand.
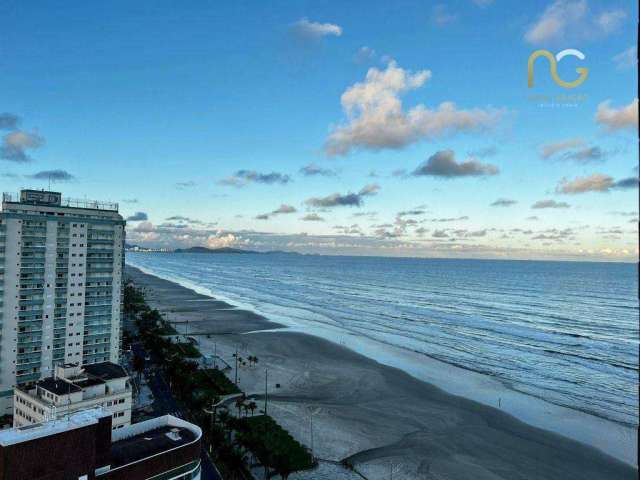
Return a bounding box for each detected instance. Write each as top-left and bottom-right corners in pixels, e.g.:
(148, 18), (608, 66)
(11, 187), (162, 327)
(126, 266), (637, 480)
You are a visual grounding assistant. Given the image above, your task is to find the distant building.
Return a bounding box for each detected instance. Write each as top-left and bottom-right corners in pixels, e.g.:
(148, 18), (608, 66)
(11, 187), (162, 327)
(0, 189), (125, 415)
(13, 362), (132, 430)
(0, 408), (202, 480)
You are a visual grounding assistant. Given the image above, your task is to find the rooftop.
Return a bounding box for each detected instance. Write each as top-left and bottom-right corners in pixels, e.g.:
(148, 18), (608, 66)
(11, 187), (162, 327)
(82, 362), (128, 381)
(32, 362), (128, 398)
(2, 190), (119, 212)
(110, 425), (197, 468)
(0, 408), (109, 446)
(36, 377), (82, 396)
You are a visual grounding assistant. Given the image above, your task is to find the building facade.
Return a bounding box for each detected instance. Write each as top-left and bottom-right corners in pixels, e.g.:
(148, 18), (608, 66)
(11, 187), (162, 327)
(0, 190), (125, 415)
(13, 362), (132, 429)
(0, 408), (202, 480)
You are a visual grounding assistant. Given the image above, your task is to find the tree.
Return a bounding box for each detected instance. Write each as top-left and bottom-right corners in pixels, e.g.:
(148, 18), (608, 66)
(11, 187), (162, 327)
(132, 354), (145, 382)
(235, 396), (245, 418)
(272, 454), (294, 480)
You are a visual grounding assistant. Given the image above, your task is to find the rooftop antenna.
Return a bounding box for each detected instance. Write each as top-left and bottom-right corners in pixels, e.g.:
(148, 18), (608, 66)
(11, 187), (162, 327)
(48, 174), (51, 191)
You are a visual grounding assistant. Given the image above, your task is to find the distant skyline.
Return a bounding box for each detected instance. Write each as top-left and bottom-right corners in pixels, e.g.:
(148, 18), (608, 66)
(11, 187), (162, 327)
(1, 0), (638, 261)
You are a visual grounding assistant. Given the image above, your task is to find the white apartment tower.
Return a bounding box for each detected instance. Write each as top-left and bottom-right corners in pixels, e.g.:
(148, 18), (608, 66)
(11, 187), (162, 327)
(0, 190), (125, 415)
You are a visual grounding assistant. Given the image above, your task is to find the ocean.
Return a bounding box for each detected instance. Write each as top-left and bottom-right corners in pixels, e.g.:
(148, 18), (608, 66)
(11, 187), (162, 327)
(127, 252), (639, 430)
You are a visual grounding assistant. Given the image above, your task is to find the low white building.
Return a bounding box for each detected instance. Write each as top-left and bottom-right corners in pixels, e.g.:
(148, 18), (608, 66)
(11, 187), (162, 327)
(12, 362), (132, 430)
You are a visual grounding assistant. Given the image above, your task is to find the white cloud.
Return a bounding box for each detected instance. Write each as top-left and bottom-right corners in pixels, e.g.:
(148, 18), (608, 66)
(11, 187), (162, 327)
(355, 46), (376, 64)
(525, 0), (626, 44)
(556, 173), (614, 194)
(325, 61), (503, 156)
(595, 8), (626, 34)
(613, 46), (637, 71)
(1, 130), (45, 163)
(431, 5), (458, 26)
(291, 18), (342, 40)
(207, 233), (238, 249)
(595, 98), (638, 131)
(540, 138), (585, 159)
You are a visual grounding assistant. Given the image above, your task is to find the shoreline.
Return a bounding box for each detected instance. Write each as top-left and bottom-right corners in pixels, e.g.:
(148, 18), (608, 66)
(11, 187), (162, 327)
(125, 264), (637, 479)
(127, 259), (638, 465)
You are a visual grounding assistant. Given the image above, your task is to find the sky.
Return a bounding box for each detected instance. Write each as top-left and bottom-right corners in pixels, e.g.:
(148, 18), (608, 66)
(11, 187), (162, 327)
(0, 0), (638, 261)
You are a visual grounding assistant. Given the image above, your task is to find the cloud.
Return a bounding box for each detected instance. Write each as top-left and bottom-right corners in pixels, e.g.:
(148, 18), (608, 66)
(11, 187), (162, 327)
(397, 209), (426, 217)
(1, 130), (45, 163)
(556, 173), (614, 194)
(412, 150), (499, 178)
(219, 170), (292, 187)
(207, 233), (238, 249)
(531, 228), (575, 241)
(127, 212), (149, 221)
(490, 198), (517, 207)
(472, 0), (494, 6)
(355, 46), (376, 64)
(595, 99), (638, 131)
(561, 146), (606, 163)
(176, 180), (196, 188)
(431, 4), (458, 26)
(301, 213), (325, 222)
(125, 221), (637, 261)
(612, 177), (639, 190)
(325, 60), (503, 156)
(305, 184), (380, 208)
(609, 211), (638, 217)
(28, 169), (75, 182)
(299, 163), (337, 177)
(255, 204), (298, 221)
(430, 216), (469, 222)
(468, 145), (497, 157)
(432, 229), (449, 238)
(0, 113), (20, 130)
(273, 204), (297, 214)
(540, 138), (585, 159)
(165, 216), (214, 227)
(122, 198), (139, 204)
(613, 46), (637, 71)
(358, 183), (380, 196)
(524, 0), (626, 44)
(526, 216), (540, 220)
(596, 8), (626, 34)
(531, 199), (570, 209)
(291, 18), (342, 41)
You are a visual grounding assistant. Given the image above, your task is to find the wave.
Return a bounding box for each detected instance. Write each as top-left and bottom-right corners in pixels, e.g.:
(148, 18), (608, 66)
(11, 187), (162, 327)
(126, 253), (640, 443)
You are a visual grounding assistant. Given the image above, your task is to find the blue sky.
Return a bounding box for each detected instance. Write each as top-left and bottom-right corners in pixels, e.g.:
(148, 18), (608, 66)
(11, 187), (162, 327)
(1, 0), (637, 260)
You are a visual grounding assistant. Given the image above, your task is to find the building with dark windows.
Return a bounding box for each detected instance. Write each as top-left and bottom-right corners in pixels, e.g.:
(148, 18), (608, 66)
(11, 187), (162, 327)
(0, 408), (202, 480)
(0, 190), (125, 415)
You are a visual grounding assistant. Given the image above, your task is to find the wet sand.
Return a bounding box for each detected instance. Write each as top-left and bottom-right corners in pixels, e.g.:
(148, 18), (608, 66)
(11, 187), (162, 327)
(126, 265), (637, 480)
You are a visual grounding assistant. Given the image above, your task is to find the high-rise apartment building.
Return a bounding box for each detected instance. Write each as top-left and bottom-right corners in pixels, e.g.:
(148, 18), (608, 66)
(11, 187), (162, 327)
(0, 189), (125, 415)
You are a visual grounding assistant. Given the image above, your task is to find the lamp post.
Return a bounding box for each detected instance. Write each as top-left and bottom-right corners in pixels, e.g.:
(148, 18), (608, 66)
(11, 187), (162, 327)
(308, 406), (321, 460)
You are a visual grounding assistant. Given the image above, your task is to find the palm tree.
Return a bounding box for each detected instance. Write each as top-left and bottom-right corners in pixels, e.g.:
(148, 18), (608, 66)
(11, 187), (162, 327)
(220, 443), (248, 480)
(235, 397), (245, 418)
(272, 454), (293, 480)
(218, 410), (232, 442)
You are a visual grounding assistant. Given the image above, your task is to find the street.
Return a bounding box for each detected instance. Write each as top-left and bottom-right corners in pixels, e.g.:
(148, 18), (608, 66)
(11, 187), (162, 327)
(131, 342), (222, 480)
